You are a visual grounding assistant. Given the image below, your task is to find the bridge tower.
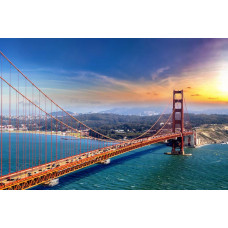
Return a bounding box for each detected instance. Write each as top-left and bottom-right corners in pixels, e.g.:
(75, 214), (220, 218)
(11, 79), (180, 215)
(171, 90), (185, 155)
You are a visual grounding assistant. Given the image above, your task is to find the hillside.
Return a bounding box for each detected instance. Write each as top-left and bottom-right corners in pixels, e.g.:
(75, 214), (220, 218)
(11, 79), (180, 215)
(196, 124), (228, 145)
(4, 112), (228, 143)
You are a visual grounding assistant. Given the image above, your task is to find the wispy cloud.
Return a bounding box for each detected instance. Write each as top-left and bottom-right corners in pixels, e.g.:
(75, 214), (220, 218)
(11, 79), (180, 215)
(29, 46), (228, 112)
(39, 67), (219, 110)
(151, 66), (170, 80)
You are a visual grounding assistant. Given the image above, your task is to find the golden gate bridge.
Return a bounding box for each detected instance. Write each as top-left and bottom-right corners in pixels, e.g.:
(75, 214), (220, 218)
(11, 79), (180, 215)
(0, 51), (194, 190)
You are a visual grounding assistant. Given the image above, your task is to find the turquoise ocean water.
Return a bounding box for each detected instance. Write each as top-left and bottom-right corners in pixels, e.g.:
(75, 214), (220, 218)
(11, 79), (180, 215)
(1, 133), (228, 190)
(35, 142), (228, 190)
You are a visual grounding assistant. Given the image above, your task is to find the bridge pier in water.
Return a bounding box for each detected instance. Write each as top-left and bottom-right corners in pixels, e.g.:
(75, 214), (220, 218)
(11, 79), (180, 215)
(99, 158), (111, 165)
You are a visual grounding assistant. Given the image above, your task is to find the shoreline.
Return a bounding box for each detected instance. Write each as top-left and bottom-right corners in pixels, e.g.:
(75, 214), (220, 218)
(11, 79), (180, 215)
(0, 130), (85, 139)
(195, 144), (211, 148)
(195, 142), (228, 148)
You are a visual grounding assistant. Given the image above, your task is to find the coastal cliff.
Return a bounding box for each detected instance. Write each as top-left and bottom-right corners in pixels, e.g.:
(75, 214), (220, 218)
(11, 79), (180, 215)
(195, 124), (228, 145)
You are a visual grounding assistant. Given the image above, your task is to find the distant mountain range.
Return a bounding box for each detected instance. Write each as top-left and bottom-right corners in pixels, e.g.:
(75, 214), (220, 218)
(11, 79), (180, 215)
(99, 107), (163, 116)
(98, 107), (228, 116)
(190, 109), (228, 115)
(50, 108), (228, 117)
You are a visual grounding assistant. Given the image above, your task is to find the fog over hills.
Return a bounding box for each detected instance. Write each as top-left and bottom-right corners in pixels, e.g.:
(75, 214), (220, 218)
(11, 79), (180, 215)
(98, 107), (228, 116)
(190, 109), (228, 115)
(99, 107), (163, 116)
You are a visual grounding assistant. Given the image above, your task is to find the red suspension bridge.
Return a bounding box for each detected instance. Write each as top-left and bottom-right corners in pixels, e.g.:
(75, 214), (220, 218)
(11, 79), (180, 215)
(0, 51), (194, 190)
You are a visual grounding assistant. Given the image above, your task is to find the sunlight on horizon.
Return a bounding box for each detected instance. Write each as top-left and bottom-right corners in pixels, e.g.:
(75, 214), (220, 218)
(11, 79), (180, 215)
(217, 69), (228, 95)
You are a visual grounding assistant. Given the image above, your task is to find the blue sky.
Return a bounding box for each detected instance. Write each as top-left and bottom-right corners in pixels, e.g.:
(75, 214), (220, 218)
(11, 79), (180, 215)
(1, 38), (228, 113)
(0, 38), (217, 79)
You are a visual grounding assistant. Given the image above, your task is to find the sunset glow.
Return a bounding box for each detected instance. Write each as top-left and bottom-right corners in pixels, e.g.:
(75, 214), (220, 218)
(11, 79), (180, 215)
(217, 70), (228, 94)
(1, 38), (228, 113)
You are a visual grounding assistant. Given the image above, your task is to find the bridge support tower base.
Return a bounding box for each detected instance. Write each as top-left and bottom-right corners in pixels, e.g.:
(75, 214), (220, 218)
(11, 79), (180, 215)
(165, 137), (191, 156)
(165, 152), (192, 156)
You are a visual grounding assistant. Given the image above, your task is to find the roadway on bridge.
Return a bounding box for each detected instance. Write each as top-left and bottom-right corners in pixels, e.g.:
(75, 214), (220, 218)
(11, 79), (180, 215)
(0, 132), (192, 189)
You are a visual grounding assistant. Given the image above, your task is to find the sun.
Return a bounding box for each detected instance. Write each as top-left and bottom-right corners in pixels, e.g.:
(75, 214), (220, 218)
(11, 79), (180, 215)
(217, 70), (228, 94)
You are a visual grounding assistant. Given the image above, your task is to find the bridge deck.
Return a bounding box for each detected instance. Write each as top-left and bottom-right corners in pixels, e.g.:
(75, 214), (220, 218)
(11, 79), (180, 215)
(0, 132), (192, 190)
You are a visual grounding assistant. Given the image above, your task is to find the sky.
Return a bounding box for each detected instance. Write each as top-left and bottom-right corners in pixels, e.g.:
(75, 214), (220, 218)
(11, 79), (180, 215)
(1, 38), (228, 113)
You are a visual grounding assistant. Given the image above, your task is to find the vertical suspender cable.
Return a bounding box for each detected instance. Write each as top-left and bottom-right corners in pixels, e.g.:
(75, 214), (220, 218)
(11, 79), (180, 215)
(56, 107), (58, 161)
(45, 97), (47, 163)
(51, 102), (52, 161)
(17, 73), (19, 171)
(24, 80), (27, 169)
(76, 123), (78, 155)
(0, 55), (2, 176)
(80, 124), (81, 154)
(32, 86), (34, 169)
(15, 78), (18, 171)
(61, 110), (63, 159)
(39, 92), (41, 165)
(9, 64), (11, 174)
(35, 100), (36, 166)
(65, 116), (66, 158)
(29, 98), (30, 168)
(87, 128), (88, 153)
(70, 118), (72, 157)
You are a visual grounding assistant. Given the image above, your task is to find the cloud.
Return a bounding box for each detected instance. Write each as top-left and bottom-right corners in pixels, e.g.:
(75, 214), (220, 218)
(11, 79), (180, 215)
(42, 68), (208, 110)
(35, 59), (224, 112)
(146, 92), (159, 96)
(208, 97), (218, 99)
(151, 66), (170, 80)
(63, 71), (134, 92)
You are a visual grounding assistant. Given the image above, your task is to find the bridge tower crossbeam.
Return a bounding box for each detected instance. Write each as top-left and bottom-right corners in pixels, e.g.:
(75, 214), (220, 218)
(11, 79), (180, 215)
(171, 89), (185, 155)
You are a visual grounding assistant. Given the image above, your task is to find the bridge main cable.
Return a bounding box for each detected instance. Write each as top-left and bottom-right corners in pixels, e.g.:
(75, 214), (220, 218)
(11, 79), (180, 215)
(127, 103), (171, 141)
(0, 51), (170, 143)
(0, 51), (121, 142)
(0, 75), (116, 144)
